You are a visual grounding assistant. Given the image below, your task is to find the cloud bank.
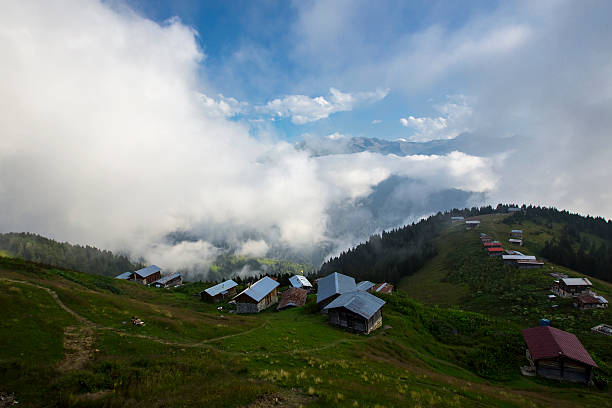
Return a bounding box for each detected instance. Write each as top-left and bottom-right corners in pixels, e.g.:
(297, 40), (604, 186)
(0, 0), (492, 277)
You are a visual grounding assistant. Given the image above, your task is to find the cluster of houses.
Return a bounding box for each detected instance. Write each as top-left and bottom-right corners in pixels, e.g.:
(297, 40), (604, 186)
(552, 277), (609, 310)
(479, 232), (544, 268)
(115, 265), (183, 288)
(197, 271), (392, 334)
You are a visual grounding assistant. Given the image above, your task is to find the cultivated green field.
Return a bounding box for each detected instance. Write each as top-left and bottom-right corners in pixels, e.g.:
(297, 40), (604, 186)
(2, 222), (612, 407)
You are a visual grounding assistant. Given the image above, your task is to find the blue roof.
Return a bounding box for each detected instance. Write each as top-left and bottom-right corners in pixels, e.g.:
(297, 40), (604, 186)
(204, 279), (238, 296)
(316, 272), (356, 303)
(356, 281), (375, 291)
(153, 273), (182, 285)
(234, 276), (279, 302)
(134, 265), (161, 278)
(323, 290), (385, 319)
(115, 272), (132, 279)
(289, 275), (312, 288)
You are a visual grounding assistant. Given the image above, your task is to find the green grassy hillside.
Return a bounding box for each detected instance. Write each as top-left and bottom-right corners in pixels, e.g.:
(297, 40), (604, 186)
(2, 252), (612, 407)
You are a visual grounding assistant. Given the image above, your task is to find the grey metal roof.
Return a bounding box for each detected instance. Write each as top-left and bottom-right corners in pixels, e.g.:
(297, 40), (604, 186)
(502, 254), (536, 260)
(356, 281), (375, 291)
(153, 273), (182, 285)
(115, 272), (132, 279)
(204, 279), (238, 297)
(323, 290), (385, 319)
(234, 276), (279, 302)
(134, 265), (161, 278)
(289, 275), (312, 288)
(511, 229), (523, 233)
(561, 278), (592, 286)
(316, 272), (357, 303)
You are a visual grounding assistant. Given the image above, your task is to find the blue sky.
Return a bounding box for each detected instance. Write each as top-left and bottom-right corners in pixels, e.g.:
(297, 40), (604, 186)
(119, 0), (506, 142)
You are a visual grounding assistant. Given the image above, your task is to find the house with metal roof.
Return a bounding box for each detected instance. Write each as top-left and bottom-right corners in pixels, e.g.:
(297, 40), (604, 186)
(316, 272), (357, 308)
(323, 290), (386, 334)
(508, 238), (523, 246)
(371, 282), (393, 294)
(133, 265), (162, 285)
(356, 281), (375, 292)
(289, 275), (313, 290)
(502, 254), (536, 265)
(201, 279), (238, 303)
(465, 220), (481, 229)
(522, 326), (598, 383)
(451, 216), (464, 222)
(115, 271), (133, 280)
(151, 273), (182, 288)
(516, 259), (544, 269)
(574, 294), (608, 310)
(277, 287), (308, 310)
(552, 277), (592, 298)
(233, 276), (279, 313)
(487, 247), (504, 256)
(510, 229), (523, 239)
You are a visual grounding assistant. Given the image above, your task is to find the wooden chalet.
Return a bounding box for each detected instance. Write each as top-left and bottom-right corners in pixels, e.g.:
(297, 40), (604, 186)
(487, 247), (504, 257)
(201, 279), (238, 303)
(151, 273), (182, 288)
(516, 259), (544, 269)
(277, 287), (308, 310)
(465, 220), (481, 230)
(574, 295), (608, 310)
(233, 276), (279, 313)
(451, 216), (464, 223)
(502, 253), (536, 266)
(522, 326), (597, 383)
(288, 275), (313, 291)
(552, 278), (592, 298)
(483, 241), (502, 248)
(356, 280), (375, 292)
(115, 271), (133, 280)
(323, 290), (385, 334)
(316, 272), (357, 309)
(510, 229), (523, 239)
(508, 238), (523, 246)
(371, 282), (393, 294)
(133, 265), (162, 285)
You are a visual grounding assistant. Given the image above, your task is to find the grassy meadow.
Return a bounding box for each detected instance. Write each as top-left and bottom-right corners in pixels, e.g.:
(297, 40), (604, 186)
(2, 218), (612, 407)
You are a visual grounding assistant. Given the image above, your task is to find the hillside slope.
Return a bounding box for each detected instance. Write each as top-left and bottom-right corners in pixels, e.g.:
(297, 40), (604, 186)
(2, 256), (611, 407)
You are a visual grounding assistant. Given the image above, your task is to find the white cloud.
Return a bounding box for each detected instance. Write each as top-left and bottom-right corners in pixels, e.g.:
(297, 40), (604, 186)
(400, 96), (473, 142)
(237, 239), (269, 258)
(197, 93), (247, 118)
(0, 0), (502, 276)
(371, 119), (382, 124)
(260, 87), (389, 124)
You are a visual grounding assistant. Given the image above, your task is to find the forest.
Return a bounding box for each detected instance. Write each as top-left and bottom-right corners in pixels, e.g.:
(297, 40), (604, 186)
(0, 232), (141, 277)
(504, 206), (612, 283)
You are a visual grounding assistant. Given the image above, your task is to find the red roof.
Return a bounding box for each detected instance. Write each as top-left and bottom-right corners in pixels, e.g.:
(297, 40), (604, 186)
(521, 326), (597, 367)
(577, 295), (601, 305)
(487, 247), (504, 252)
(484, 242), (502, 247)
(277, 287), (308, 310)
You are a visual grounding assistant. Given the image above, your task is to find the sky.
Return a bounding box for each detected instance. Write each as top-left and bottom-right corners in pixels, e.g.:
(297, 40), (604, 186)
(1, 0), (611, 277)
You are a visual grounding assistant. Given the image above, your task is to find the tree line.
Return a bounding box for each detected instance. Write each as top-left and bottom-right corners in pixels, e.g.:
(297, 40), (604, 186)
(0, 232), (142, 277)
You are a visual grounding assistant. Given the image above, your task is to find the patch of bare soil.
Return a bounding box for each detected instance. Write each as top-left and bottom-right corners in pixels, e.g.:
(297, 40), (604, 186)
(57, 325), (95, 371)
(245, 390), (315, 408)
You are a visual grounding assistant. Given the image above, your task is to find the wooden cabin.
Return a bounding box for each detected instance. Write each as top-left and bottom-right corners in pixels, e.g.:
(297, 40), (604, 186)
(371, 282), (393, 295)
(132, 265), (162, 285)
(516, 259), (544, 269)
(451, 216), (464, 223)
(522, 326), (597, 383)
(115, 271), (133, 280)
(356, 281), (375, 292)
(201, 280), (238, 303)
(574, 295), (608, 310)
(552, 278), (592, 298)
(288, 275), (313, 291)
(323, 291), (385, 334)
(151, 273), (182, 288)
(277, 287), (308, 310)
(487, 247), (504, 257)
(316, 272), (357, 309)
(465, 220), (480, 230)
(234, 276), (279, 313)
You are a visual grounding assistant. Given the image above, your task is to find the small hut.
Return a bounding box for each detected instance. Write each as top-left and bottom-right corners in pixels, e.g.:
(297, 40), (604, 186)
(151, 273), (182, 288)
(201, 280), (238, 303)
(133, 265), (162, 285)
(323, 291), (385, 334)
(356, 281), (375, 292)
(233, 276), (279, 313)
(552, 278), (592, 298)
(316, 272), (357, 309)
(522, 326), (597, 383)
(277, 287), (308, 310)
